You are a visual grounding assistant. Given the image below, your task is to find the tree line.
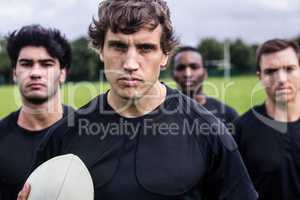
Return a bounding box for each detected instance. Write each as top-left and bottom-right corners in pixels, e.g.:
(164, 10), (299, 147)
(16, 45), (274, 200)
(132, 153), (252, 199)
(0, 35), (300, 84)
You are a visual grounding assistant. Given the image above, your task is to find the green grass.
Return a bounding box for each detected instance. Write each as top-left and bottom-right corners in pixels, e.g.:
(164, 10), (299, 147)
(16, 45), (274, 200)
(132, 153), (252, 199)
(0, 75), (266, 118)
(203, 75), (266, 114)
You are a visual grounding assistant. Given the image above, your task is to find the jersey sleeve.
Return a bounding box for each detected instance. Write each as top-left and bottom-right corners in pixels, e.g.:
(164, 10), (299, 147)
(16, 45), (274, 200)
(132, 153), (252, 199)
(227, 106), (239, 123)
(202, 127), (258, 200)
(232, 117), (246, 154)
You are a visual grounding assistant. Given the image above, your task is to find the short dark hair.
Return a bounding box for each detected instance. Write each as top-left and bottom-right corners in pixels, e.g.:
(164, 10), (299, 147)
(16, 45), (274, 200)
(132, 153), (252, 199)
(88, 0), (179, 55)
(6, 24), (72, 69)
(256, 38), (300, 71)
(169, 46), (204, 71)
(173, 46), (200, 56)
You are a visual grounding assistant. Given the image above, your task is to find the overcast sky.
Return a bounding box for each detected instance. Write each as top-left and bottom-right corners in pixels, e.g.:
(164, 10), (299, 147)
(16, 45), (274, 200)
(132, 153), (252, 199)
(0, 0), (299, 45)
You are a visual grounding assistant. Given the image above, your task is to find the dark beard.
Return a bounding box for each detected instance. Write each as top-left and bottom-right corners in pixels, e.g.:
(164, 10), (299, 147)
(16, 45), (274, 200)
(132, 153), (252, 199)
(24, 96), (49, 105)
(21, 86), (58, 105)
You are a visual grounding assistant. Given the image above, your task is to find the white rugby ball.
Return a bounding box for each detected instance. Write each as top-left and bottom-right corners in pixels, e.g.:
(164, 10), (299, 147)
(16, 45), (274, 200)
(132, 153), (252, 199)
(26, 154), (94, 200)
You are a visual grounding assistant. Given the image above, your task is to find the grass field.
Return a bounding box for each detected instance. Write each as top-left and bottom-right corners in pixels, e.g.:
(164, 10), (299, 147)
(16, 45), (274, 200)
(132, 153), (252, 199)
(0, 75), (266, 118)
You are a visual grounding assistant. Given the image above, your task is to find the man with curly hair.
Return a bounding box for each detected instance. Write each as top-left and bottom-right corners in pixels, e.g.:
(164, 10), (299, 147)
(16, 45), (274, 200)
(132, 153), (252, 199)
(18, 1), (257, 199)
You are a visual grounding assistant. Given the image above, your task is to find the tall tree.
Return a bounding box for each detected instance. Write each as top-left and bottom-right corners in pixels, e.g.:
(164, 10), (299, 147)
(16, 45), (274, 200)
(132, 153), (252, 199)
(230, 39), (256, 72)
(295, 35), (300, 46)
(198, 38), (224, 61)
(69, 37), (104, 82)
(0, 38), (11, 84)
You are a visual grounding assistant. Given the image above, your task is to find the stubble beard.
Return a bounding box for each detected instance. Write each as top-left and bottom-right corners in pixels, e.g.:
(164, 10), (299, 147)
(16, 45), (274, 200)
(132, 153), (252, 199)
(21, 87), (58, 105)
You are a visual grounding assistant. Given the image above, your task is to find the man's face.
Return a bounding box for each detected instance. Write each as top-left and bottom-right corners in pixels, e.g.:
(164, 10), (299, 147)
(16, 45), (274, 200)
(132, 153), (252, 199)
(13, 46), (66, 104)
(100, 25), (168, 100)
(258, 47), (300, 105)
(172, 51), (206, 94)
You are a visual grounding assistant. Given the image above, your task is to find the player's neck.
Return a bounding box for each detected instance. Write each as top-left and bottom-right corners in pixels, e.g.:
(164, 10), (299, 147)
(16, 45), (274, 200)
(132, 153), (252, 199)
(183, 89), (206, 105)
(18, 93), (63, 131)
(108, 82), (166, 118)
(265, 96), (300, 122)
(194, 94), (206, 105)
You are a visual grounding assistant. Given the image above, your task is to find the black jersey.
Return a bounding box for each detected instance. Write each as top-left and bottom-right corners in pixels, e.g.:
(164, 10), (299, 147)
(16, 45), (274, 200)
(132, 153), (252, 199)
(234, 104), (300, 200)
(203, 97), (238, 131)
(35, 87), (257, 200)
(0, 105), (73, 200)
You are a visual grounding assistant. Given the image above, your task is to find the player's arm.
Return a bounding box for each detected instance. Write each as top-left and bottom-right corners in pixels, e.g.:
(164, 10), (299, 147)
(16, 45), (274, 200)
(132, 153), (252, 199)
(203, 128), (258, 200)
(232, 117), (245, 154)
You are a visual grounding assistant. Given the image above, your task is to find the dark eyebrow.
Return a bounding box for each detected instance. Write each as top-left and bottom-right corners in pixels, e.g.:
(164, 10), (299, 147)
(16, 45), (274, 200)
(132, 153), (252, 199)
(18, 59), (33, 63)
(283, 64), (297, 68)
(263, 68), (278, 74)
(136, 43), (157, 49)
(39, 59), (56, 63)
(18, 58), (55, 63)
(107, 40), (127, 47)
(18, 59), (56, 66)
(189, 62), (201, 66)
(174, 63), (187, 70)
